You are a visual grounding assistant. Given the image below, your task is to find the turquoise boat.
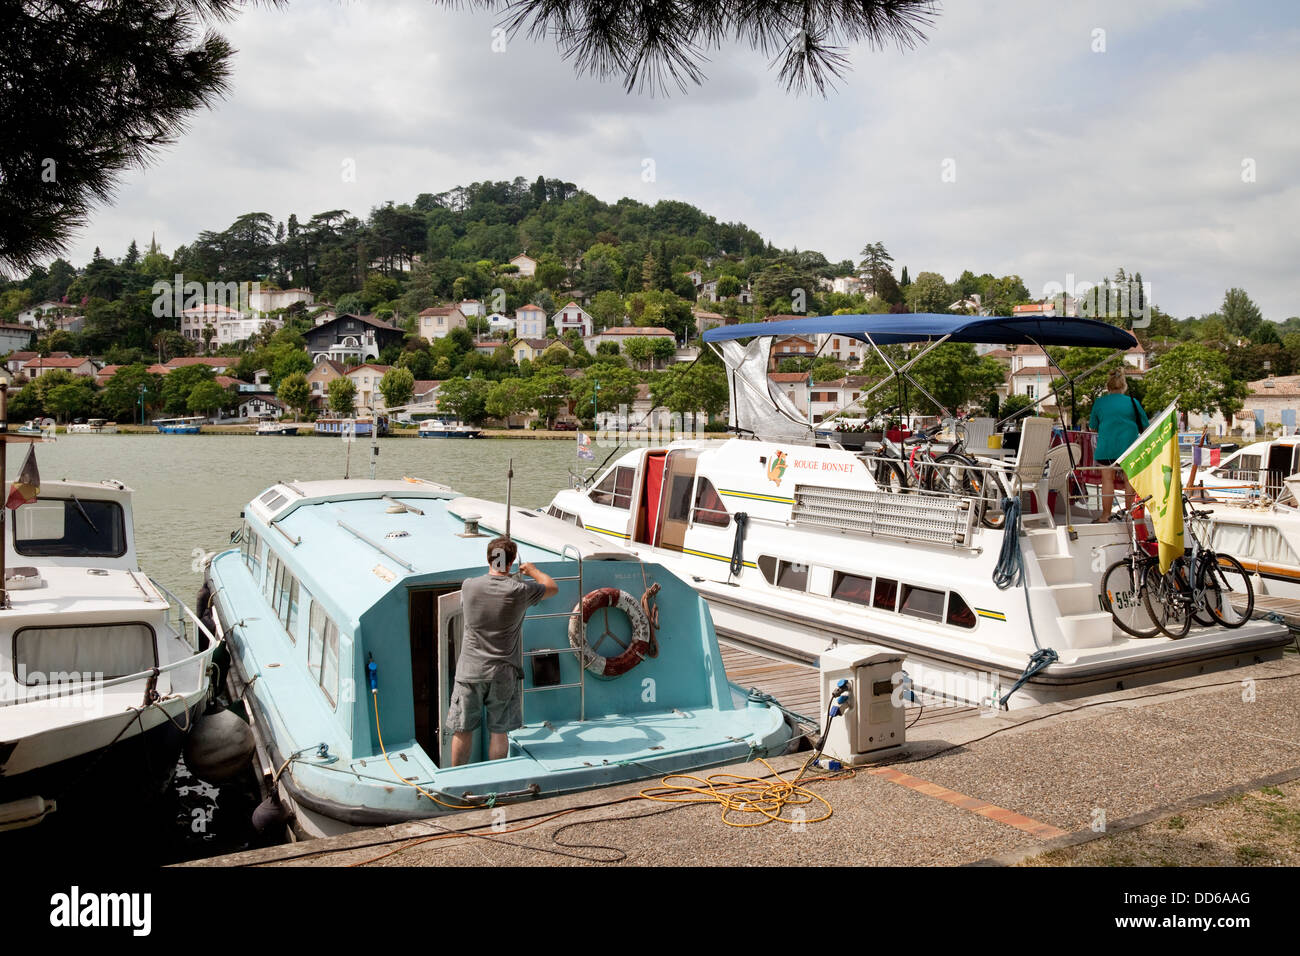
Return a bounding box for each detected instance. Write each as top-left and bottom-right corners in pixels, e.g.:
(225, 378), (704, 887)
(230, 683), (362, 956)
(204, 479), (795, 838)
(154, 416), (203, 434)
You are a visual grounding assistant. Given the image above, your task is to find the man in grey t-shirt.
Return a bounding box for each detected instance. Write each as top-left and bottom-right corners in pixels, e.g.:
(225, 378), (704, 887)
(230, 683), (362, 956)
(448, 536), (558, 765)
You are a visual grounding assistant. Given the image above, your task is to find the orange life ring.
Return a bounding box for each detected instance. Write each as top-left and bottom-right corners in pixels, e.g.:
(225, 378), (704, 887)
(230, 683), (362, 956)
(568, 587), (652, 677)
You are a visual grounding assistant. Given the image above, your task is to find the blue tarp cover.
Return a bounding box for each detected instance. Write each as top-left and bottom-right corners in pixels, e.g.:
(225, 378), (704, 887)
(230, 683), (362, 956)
(702, 313), (1139, 349)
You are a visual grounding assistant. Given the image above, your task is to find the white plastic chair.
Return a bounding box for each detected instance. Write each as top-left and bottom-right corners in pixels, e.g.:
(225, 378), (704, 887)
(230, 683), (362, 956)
(962, 417), (995, 454)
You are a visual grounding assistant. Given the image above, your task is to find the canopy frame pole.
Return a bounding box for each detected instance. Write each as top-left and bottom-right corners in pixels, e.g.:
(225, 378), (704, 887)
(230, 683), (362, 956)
(818, 332), (953, 432)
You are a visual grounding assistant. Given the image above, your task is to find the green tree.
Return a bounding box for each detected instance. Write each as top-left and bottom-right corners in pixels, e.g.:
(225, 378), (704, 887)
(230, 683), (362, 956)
(573, 364), (641, 425)
(277, 371), (310, 420)
(328, 376), (357, 416)
(524, 367), (573, 427)
(903, 271), (951, 313)
(436, 376), (492, 425)
(1143, 342), (1248, 427)
(624, 336), (654, 369)
(651, 362), (728, 421)
(378, 367), (415, 410)
(857, 242), (894, 295)
(1221, 287), (1263, 339)
(485, 378), (532, 423)
(2, 2), (244, 272)
(44, 382), (95, 422)
(187, 379), (228, 416)
(160, 364), (215, 415)
(715, 275), (742, 299)
(101, 364), (163, 421)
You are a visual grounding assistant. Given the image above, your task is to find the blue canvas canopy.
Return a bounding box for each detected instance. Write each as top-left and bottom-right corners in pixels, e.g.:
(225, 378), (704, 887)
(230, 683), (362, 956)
(703, 313), (1139, 350)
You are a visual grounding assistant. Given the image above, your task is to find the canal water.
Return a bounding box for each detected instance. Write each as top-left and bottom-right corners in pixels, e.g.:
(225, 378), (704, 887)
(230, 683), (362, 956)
(1, 433), (593, 862)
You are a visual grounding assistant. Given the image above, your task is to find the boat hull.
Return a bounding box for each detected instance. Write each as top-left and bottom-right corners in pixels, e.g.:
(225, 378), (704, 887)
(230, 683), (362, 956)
(0, 697), (205, 829)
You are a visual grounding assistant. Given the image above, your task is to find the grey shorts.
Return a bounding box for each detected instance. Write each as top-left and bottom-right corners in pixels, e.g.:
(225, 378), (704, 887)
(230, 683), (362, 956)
(446, 672), (522, 734)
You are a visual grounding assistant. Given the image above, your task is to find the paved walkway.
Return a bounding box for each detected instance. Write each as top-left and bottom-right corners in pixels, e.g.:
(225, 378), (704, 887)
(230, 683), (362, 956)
(184, 653), (1300, 868)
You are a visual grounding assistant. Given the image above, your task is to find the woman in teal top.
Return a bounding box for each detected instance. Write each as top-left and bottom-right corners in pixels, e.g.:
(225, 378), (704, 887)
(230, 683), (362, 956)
(1089, 367), (1149, 517)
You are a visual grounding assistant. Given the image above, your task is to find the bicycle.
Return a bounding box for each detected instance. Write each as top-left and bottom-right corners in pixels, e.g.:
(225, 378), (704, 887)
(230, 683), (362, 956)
(1142, 495), (1255, 638)
(1099, 493), (1163, 638)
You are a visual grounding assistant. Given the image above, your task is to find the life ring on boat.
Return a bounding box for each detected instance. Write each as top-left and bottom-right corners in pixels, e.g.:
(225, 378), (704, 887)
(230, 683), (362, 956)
(568, 587), (653, 678)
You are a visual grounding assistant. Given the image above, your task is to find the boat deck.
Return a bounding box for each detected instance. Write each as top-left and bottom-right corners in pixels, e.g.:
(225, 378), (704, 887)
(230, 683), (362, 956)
(1245, 593), (1300, 631)
(719, 641), (978, 729)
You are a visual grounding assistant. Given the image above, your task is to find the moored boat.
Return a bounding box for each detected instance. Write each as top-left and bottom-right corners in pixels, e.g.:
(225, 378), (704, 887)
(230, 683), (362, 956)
(314, 415), (388, 437)
(254, 420), (302, 436)
(67, 419), (118, 434)
(547, 314), (1293, 710)
(418, 419), (481, 438)
(204, 478), (795, 838)
(154, 416), (204, 435)
(0, 479), (220, 830)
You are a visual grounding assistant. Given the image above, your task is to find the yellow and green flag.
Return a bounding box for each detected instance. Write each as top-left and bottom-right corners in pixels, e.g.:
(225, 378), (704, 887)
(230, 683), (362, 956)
(1117, 402), (1183, 573)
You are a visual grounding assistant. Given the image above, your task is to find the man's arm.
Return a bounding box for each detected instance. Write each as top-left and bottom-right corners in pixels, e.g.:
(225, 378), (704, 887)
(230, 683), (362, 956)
(520, 561), (559, 600)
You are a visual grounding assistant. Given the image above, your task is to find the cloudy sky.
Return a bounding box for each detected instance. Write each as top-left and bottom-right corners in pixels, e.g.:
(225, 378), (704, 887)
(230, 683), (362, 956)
(68, 0), (1299, 321)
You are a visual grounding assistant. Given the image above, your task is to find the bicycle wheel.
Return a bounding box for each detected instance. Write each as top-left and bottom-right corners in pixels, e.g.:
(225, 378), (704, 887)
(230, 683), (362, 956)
(1176, 561), (1218, 627)
(1100, 558), (1161, 638)
(973, 469), (1008, 529)
(1143, 562), (1192, 639)
(933, 452), (975, 495)
(875, 458), (908, 493)
(1200, 554), (1255, 628)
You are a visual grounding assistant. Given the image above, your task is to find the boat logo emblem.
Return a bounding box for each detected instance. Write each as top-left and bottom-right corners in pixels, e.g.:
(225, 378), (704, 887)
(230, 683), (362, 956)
(767, 450), (788, 486)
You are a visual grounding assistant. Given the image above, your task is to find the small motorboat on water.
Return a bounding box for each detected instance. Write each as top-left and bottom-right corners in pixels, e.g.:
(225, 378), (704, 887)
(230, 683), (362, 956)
(204, 478), (796, 838)
(253, 420), (302, 437)
(15, 420), (53, 436)
(67, 419), (118, 434)
(0, 479), (220, 831)
(418, 419), (481, 438)
(154, 416), (204, 435)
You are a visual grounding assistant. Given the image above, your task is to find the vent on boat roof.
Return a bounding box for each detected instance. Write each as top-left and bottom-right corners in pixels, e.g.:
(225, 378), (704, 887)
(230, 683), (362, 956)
(260, 492), (288, 511)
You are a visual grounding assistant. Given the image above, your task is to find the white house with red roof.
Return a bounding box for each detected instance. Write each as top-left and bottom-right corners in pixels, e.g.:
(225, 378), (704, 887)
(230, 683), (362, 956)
(552, 301), (593, 337)
(769, 371), (812, 416)
(417, 305), (467, 342)
(23, 355), (97, 379)
(515, 304), (547, 338)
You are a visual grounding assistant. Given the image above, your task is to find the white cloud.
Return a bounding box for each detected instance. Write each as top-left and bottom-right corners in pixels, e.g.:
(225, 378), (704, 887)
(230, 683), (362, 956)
(66, 0), (1299, 320)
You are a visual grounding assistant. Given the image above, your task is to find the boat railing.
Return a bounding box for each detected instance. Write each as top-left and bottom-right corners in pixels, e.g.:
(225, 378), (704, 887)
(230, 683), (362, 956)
(0, 632), (220, 709)
(520, 543), (586, 722)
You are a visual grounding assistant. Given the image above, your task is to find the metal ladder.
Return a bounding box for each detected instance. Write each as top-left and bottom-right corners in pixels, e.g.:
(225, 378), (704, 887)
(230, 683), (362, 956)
(520, 543), (587, 723)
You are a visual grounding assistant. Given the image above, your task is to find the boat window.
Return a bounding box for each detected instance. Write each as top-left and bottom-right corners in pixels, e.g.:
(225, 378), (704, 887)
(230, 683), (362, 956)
(776, 560), (809, 591)
(308, 599), (340, 707)
(900, 584), (945, 623)
(831, 571), (873, 605)
(12, 498), (127, 558)
(259, 489), (279, 505)
(13, 623), (157, 682)
(757, 555), (778, 584)
(589, 466), (635, 510)
(666, 474), (694, 521)
(692, 478), (730, 527)
(873, 578), (899, 612)
(308, 601), (325, 683)
(947, 592), (977, 629)
(283, 575), (300, 640)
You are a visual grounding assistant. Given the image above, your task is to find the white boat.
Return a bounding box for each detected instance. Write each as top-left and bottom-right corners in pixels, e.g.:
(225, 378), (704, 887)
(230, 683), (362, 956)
(67, 419), (118, 434)
(418, 419), (482, 438)
(253, 420), (302, 436)
(0, 479), (219, 831)
(547, 314), (1292, 710)
(1182, 436), (1300, 502)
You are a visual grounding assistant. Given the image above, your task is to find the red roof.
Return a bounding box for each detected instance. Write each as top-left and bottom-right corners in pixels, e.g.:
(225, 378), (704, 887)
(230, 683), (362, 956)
(23, 355), (92, 369)
(516, 304), (545, 313)
(769, 372), (811, 383)
(215, 376), (247, 389)
(344, 364), (391, 375)
(419, 306), (462, 317)
(166, 357), (230, 368)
